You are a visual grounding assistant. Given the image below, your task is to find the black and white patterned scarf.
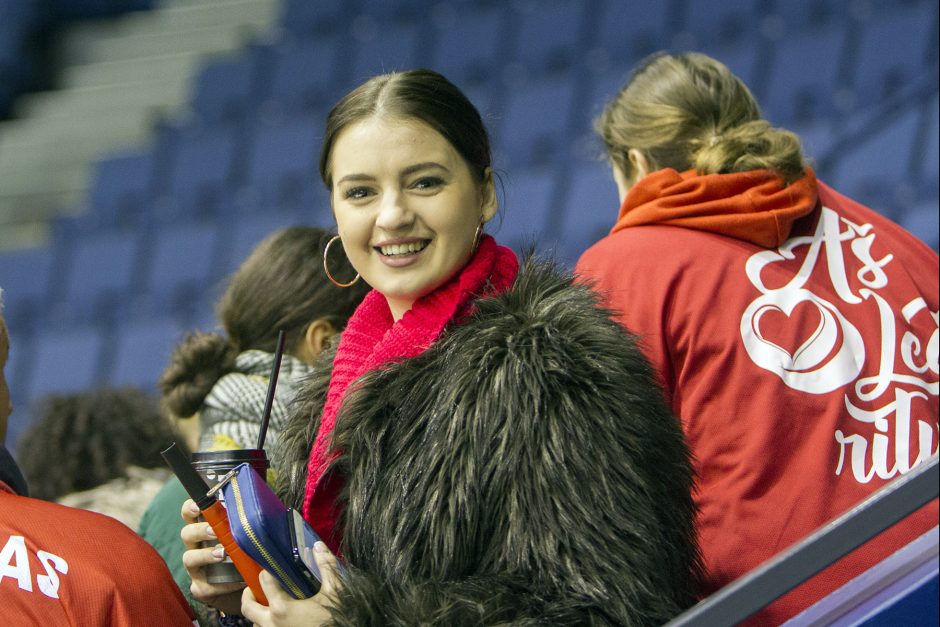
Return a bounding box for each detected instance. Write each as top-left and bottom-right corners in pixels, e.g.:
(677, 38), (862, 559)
(198, 350), (314, 452)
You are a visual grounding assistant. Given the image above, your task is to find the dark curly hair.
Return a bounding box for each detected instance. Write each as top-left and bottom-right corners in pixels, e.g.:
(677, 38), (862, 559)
(16, 387), (184, 501)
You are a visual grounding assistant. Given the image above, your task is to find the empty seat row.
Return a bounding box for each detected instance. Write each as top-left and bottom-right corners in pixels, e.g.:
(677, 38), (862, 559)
(183, 0), (936, 134)
(0, 207), (324, 333)
(3, 313), (193, 451)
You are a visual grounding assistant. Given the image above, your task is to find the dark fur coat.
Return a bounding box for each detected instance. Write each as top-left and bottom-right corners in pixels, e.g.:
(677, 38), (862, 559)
(275, 259), (702, 625)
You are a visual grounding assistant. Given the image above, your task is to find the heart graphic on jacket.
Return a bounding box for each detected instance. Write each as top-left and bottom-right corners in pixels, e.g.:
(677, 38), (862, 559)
(753, 301), (828, 367)
(741, 288), (865, 393)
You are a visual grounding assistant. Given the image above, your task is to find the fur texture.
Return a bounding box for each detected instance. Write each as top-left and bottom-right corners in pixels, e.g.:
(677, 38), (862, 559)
(275, 259), (702, 625)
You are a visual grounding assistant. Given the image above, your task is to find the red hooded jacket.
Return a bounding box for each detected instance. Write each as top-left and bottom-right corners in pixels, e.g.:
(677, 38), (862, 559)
(576, 168), (939, 625)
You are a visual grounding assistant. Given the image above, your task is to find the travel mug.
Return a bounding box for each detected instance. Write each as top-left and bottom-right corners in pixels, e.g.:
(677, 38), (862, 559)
(190, 448), (270, 584)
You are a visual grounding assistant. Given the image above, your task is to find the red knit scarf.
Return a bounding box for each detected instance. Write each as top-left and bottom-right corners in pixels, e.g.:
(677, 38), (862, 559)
(302, 235), (519, 550)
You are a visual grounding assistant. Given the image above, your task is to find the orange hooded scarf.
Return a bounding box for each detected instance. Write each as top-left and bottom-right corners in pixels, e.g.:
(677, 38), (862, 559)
(611, 167), (819, 248)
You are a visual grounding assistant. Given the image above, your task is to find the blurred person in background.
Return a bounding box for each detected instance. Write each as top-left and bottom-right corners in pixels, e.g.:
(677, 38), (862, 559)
(158, 225), (370, 453)
(139, 225), (368, 624)
(0, 286), (196, 625)
(17, 386), (179, 530)
(576, 51), (939, 625)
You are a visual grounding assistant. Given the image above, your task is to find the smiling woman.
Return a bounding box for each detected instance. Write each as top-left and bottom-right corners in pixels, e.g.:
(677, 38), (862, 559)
(329, 116), (496, 320)
(180, 69), (703, 627)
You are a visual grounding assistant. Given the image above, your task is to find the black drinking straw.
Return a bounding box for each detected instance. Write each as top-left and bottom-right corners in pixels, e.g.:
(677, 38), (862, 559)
(256, 329), (286, 450)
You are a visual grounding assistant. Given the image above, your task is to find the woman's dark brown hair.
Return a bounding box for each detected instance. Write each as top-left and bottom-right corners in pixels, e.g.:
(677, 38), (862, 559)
(319, 69), (492, 188)
(160, 226), (368, 418)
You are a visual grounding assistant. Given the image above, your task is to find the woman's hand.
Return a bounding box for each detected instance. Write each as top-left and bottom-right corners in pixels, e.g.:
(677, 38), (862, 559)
(241, 541), (343, 626)
(179, 498), (245, 616)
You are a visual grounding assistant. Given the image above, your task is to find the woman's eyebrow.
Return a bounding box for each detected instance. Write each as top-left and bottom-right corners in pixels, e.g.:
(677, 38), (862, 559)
(401, 162), (450, 177)
(335, 162), (451, 186)
(335, 173), (375, 186)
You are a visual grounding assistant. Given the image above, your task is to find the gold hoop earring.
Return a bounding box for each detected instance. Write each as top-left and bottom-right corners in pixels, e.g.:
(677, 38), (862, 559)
(323, 235), (360, 288)
(472, 222), (484, 253)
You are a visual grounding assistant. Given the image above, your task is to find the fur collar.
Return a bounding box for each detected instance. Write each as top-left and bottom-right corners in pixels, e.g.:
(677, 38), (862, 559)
(275, 258), (702, 625)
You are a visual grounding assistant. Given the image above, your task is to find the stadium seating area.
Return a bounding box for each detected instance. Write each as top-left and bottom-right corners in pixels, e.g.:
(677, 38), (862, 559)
(0, 0), (155, 117)
(0, 0), (938, 451)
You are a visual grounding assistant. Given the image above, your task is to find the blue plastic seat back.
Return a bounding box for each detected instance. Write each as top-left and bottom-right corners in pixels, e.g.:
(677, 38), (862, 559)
(559, 163), (620, 267)
(493, 74), (579, 168)
(108, 316), (185, 390)
(497, 166), (560, 255)
(266, 38), (343, 115)
(0, 247), (56, 331)
(430, 4), (507, 87)
(511, 0), (589, 77)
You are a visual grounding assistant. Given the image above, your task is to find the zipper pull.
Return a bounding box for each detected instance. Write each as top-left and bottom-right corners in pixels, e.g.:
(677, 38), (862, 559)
(207, 467), (240, 498)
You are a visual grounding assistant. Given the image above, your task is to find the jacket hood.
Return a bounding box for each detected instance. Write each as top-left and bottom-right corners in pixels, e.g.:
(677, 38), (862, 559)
(612, 167), (819, 248)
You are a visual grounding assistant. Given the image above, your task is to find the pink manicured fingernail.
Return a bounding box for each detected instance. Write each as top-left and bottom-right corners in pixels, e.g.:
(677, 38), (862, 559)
(212, 546), (225, 559)
(205, 524), (217, 538)
(314, 541), (328, 552)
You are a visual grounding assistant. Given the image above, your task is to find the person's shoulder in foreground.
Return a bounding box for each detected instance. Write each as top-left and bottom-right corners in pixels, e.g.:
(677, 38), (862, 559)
(1, 450), (197, 625)
(1, 287), (196, 626)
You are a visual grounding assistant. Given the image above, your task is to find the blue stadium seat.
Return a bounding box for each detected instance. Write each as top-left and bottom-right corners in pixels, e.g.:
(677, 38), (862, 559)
(57, 229), (142, 323)
(0, 246), (56, 332)
(242, 112), (325, 212)
(582, 67), (629, 129)
(492, 74), (579, 168)
(190, 47), (270, 126)
(460, 81), (495, 124)
(154, 123), (242, 222)
(920, 96), (938, 194)
(767, 0), (840, 34)
(699, 41), (763, 99)
(24, 325), (106, 407)
(497, 166), (560, 255)
(356, 0), (430, 22)
(898, 198), (940, 252)
(510, 0), (589, 77)
(3, 326), (31, 452)
(86, 147), (158, 230)
(429, 4), (507, 88)
(349, 21), (423, 82)
(591, 0), (668, 67)
(848, 3), (935, 108)
(141, 221), (222, 318)
(218, 210), (312, 279)
(108, 316), (185, 390)
(558, 162), (620, 266)
(278, 0), (346, 36)
(789, 120), (837, 163)
(762, 23), (849, 125)
(829, 107), (921, 211)
(265, 38), (344, 116)
(681, 0), (764, 50)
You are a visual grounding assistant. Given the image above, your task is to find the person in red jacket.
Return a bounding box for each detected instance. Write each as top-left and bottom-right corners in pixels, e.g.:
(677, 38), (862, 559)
(575, 51), (939, 625)
(0, 287), (197, 626)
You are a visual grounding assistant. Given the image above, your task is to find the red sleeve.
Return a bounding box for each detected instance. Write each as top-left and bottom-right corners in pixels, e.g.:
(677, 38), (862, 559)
(1, 492), (196, 626)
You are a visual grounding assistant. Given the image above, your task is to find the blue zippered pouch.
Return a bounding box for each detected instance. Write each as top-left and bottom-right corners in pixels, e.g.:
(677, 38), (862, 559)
(219, 462), (320, 599)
